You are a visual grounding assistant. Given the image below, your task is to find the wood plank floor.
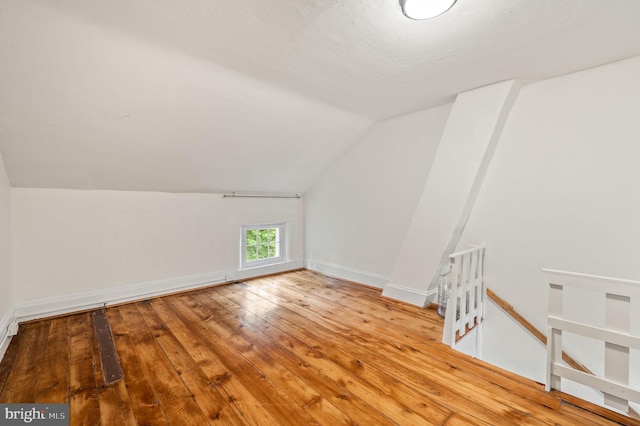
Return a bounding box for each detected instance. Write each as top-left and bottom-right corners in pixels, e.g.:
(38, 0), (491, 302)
(0, 270), (637, 425)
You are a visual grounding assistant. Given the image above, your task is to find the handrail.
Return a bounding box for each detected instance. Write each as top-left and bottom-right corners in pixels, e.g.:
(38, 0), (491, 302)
(486, 288), (593, 375)
(544, 269), (640, 417)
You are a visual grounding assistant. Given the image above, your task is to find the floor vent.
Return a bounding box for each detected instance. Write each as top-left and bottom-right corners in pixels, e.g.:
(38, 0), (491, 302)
(92, 308), (124, 385)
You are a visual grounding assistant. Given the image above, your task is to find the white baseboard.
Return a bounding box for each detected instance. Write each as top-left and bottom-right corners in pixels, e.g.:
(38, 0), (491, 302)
(381, 283), (437, 307)
(12, 260), (304, 324)
(304, 259), (390, 289)
(0, 304), (17, 362)
(12, 272), (227, 323)
(0, 261), (304, 363)
(304, 259), (439, 307)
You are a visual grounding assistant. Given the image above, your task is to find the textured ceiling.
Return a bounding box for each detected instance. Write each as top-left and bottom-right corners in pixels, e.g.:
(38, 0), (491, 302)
(1, 0), (640, 193)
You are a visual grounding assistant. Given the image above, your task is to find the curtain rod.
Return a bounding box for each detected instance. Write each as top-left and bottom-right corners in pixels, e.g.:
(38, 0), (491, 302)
(222, 192), (301, 199)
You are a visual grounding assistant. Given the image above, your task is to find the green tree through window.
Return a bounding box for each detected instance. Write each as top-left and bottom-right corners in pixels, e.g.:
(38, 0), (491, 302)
(242, 224), (283, 267)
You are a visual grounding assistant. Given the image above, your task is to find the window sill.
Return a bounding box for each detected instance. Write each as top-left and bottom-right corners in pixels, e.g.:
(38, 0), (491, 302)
(240, 259), (287, 271)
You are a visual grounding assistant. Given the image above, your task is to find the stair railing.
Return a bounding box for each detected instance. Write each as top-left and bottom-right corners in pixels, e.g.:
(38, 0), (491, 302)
(442, 247), (485, 347)
(544, 269), (640, 416)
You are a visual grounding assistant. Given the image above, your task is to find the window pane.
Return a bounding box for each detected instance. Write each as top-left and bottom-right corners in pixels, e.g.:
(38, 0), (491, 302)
(258, 243), (269, 259)
(268, 242), (281, 258)
(269, 228), (277, 242)
(258, 229), (270, 244)
(246, 230), (257, 246)
(246, 246), (257, 261)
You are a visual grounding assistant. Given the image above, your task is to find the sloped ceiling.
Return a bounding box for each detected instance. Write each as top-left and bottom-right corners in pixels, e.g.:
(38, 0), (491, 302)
(1, 0), (640, 193)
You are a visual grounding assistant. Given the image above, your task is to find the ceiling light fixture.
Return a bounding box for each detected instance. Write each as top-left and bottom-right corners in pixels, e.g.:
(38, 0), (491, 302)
(400, 0), (457, 20)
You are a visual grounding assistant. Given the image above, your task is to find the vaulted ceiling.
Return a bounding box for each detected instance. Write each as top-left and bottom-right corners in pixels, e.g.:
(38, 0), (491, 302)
(1, 0), (640, 193)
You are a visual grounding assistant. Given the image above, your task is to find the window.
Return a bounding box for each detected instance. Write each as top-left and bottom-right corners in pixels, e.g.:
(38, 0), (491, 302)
(241, 223), (285, 269)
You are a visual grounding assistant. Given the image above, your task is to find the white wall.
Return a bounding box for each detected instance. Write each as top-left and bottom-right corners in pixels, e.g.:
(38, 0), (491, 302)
(457, 56), (640, 389)
(11, 189), (303, 316)
(305, 54), (640, 408)
(304, 104), (452, 287)
(0, 150), (12, 329)
(385, 80), (520, 305)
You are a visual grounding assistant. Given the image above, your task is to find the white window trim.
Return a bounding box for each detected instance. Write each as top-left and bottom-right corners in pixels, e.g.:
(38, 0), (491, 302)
(241, 223), (286, 270)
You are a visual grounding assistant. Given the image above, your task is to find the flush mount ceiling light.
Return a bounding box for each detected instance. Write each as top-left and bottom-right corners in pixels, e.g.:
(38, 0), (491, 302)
(400, 0), (457, 20)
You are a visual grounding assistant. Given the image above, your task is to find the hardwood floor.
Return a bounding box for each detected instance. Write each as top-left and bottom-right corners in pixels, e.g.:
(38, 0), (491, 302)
(0, 270), (636, 425)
